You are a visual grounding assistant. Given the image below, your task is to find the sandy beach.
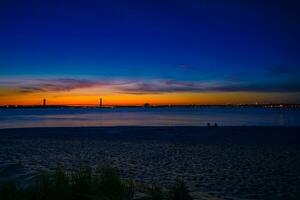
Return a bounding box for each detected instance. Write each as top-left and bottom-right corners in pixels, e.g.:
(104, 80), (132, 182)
(0, 126), (300, 200)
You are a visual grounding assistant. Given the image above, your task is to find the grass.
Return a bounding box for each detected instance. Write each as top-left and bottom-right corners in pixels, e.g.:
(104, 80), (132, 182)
(0, 166), (193, 200)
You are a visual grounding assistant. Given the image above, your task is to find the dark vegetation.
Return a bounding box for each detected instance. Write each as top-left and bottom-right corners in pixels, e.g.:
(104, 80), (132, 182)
(0, 166), (193, 200)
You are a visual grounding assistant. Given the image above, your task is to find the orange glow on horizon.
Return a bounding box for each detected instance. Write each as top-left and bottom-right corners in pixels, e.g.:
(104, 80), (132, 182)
(0, 89), (298, 106)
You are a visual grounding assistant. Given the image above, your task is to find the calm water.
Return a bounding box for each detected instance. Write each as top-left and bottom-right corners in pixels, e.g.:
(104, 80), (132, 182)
(0, 107), (299, 128)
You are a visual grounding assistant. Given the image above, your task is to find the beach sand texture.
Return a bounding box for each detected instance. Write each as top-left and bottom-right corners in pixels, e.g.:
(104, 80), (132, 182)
(0, 127), (300, 200)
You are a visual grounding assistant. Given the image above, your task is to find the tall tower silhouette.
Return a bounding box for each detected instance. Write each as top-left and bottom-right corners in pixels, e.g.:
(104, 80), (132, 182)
(43, 98), (46, 106)
(99, 98), (103, 108)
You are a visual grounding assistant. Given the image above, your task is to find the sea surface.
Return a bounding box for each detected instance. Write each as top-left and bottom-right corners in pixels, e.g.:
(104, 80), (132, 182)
(0, 107), (299, 128)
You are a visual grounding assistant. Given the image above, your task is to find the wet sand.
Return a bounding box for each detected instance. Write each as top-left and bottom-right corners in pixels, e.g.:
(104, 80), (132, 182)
(0, 127), (300, 199)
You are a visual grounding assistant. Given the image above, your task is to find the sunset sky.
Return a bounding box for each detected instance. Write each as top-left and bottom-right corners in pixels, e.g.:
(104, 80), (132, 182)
(1, 0), (300, 106)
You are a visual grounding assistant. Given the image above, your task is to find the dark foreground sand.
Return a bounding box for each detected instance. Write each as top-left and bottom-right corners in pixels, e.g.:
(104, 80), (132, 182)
(0, 127), (300, 200)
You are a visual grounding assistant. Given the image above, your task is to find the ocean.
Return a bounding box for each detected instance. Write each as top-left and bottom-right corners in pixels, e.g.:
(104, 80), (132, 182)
(0, 107), (299, 128)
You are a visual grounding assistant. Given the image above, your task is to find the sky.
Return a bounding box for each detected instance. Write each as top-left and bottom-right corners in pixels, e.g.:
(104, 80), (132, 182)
(1, 0), (300, 105)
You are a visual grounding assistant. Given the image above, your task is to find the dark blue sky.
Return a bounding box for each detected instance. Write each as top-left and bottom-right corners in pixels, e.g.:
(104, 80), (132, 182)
(1, 0), (300, 101)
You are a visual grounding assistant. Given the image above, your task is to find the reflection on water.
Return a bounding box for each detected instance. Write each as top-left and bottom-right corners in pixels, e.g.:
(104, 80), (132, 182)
(0, 107), (299, 128)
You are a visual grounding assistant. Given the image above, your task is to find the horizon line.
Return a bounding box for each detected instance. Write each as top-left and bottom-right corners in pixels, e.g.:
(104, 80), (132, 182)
(1, 103), (299, 107)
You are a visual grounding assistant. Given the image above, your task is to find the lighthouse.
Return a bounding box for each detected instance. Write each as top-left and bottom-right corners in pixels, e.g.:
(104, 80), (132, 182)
(43, 98), (46, 106)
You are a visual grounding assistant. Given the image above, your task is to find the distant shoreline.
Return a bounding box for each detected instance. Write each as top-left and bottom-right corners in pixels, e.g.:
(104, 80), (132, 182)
(1, 104), (300, 109)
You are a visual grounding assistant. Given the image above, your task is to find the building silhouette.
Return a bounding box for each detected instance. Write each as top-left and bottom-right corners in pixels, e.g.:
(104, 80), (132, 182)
(43, 98), (46, 106)
(144, 103), (150, 107)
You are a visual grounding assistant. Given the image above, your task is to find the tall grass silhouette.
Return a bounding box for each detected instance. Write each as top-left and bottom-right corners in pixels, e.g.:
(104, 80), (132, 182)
(0, 165), (193, 200)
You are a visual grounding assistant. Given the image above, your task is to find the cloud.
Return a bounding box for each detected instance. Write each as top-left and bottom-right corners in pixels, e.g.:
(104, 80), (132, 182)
(116, 80), (204, 94)
(1, 77), (300, 95)
(0, 77), (133, 94)
(17, 78), (99, 93)
(118, 79), (300, 94)
(211, 82), (300, 93)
